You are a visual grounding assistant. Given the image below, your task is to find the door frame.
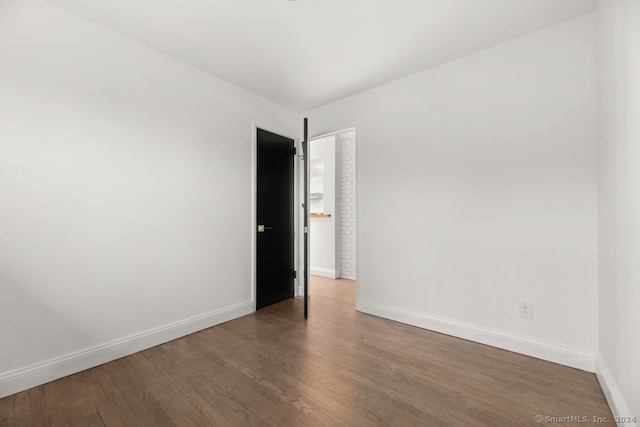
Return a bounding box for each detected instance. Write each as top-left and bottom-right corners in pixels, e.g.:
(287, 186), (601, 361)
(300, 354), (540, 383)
(251, 121), (299, 311)
(307, 126), (359, 304)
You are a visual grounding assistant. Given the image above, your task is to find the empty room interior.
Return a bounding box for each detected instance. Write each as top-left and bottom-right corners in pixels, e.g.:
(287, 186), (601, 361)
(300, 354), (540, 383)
(0, 0), (639, 425)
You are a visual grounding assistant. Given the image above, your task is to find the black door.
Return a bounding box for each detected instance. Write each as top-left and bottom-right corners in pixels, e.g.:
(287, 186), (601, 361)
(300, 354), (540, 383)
(302, 118), (309, 318)
(256, 128), (295, 310)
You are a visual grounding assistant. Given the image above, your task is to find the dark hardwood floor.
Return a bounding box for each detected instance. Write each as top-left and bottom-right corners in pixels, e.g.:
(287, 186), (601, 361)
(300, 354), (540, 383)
(0, 276), (613, 426)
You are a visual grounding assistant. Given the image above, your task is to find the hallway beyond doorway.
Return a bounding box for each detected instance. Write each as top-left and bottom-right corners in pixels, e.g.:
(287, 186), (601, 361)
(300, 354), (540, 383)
(309, 129), (356, 281)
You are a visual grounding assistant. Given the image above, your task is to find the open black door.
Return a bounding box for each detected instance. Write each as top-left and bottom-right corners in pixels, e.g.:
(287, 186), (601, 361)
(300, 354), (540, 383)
(301, 118), (309, 318)
(256, 128), (295, 310)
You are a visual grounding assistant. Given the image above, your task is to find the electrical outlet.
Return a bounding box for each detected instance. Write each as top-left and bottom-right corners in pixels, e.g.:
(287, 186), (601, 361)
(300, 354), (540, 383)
(519, 301), (533, 319)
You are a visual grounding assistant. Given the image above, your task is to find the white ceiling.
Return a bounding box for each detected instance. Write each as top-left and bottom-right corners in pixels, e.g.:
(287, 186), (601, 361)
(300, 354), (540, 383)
(46, 0), (597, 112)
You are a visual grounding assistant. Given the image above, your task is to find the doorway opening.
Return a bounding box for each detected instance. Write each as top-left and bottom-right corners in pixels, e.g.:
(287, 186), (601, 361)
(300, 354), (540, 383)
(309, 128), (357, 297)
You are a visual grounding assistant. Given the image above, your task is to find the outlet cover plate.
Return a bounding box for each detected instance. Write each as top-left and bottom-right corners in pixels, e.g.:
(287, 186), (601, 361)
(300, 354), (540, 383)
(519, 301), (533, 319)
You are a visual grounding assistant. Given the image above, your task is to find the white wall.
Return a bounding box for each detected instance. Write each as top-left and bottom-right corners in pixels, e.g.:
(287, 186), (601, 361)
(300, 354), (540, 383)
(306, 14), (598, 370)
(0, 0), (297, 397)
(596, 1), (640, 424)
(337, 130), (357, 280)
(310, 135), (338, 278)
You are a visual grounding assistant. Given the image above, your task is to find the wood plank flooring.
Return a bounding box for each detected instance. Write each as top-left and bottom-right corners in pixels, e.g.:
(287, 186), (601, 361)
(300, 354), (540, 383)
(0, 277), (613, 426)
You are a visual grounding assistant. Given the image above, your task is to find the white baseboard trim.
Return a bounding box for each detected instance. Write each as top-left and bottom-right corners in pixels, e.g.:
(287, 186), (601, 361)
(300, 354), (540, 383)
(0, 301), (254, 399)
(357, 300), (595, 372)
(311, 266), (339, 279)
(596, 355), (638, 426)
